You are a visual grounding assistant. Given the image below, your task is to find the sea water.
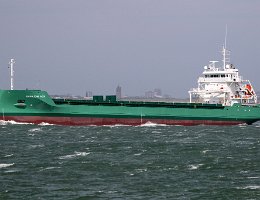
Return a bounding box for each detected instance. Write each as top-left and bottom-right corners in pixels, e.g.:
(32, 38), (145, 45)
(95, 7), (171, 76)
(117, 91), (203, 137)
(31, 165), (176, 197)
(0, 121), (259, 199)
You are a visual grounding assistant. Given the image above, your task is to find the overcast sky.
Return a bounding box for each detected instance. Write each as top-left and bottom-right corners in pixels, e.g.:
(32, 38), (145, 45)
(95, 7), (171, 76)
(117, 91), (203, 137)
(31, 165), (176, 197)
(0, 0), (259, 97)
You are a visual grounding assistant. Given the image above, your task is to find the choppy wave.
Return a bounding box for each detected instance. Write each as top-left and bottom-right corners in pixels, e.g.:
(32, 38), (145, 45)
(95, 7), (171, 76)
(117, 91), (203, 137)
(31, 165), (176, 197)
(39, 166), (61, 172)
(29, 144), (45, 149)
(1, 122), (259, 199)
(247, 177), (260, 179)
(188, 164), (204, 170)
(0, 163), (14, 169)
(236, 186), (260, 190)
(28, 128), (43, 132)
(58, 151), (90, 160)
(4, 154), (14, 158)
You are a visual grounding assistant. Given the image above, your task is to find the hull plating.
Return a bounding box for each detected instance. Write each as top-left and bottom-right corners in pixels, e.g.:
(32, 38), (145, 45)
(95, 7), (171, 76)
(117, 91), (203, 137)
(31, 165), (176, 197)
(0, 116), (246, 126)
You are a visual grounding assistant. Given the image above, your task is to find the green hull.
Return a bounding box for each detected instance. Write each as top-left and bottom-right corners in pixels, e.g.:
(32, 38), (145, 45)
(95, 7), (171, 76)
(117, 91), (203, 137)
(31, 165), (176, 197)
(1, 90), (260, 126)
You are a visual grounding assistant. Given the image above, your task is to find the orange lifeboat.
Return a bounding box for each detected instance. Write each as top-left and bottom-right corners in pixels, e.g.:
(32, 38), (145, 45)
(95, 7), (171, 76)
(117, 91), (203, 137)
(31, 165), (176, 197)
(246, 84), (252, 91)
(245, 84), (253, 95)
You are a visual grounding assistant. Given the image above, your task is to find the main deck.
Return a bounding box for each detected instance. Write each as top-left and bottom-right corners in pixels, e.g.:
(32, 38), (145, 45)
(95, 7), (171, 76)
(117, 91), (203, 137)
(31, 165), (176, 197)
(53, 96), (224, 109)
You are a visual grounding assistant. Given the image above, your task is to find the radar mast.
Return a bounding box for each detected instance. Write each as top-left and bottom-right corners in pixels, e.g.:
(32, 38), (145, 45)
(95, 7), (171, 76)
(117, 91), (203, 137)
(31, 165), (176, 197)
(8, 59), (15, 90)
(222, 26), (230, 69)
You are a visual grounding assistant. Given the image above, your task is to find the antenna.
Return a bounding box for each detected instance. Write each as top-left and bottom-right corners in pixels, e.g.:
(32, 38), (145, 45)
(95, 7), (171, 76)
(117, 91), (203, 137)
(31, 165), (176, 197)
(209, 61), (219, 69)
(222, 25), (230, 69)
(224, 24), (227, 49)
(8, 59), (15, 90)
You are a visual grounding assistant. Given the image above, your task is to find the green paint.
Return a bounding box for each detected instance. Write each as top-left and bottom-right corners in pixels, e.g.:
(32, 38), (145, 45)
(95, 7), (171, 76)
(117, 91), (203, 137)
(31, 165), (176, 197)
(1, 90), (260, 124)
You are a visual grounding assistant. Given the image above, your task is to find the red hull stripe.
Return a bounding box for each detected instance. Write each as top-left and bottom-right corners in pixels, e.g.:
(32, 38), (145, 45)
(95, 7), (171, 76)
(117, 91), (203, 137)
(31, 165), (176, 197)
(0, 116), (245, 126)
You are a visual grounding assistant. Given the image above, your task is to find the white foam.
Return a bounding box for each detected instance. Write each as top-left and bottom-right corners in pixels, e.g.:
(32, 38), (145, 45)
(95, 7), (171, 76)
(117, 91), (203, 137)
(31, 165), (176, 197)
(107, 190), (118, 194)
(247, 177), (259, 179)
(103, 124), (131, 128)
(237, 186), (260, 190)
(59, 151), (90, 160)
(152, 131), (162, 133)
(4, 154), (14, 158)
(0, 120), (33, 125)
(140, 122), (167, 127)
(135, 168), (147, 173)
(28, 128), (42, 132)
(238, 124), (247, 128)
(39, 166), (61, 171)
(29, 144), (45, 148)
(188, 164), (204, 170)
(0, 163), (14, 169)
(38, 122), (54, 126)
(202, 150), (210, 154)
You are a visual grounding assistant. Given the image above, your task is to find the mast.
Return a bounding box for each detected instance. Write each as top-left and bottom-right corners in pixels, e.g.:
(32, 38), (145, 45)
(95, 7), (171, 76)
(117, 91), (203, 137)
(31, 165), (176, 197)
(222, 26), (230, 69)
(224, 25), (227, 50)
(8, 59), (15, 90)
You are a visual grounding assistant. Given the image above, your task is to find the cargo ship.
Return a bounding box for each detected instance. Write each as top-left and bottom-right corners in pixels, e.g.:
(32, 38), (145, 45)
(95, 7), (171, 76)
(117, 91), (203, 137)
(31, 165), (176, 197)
(1, 45), (260, 126)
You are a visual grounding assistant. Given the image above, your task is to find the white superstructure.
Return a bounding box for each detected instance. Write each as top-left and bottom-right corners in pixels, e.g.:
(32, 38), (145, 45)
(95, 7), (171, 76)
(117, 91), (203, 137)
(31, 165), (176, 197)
(189, 46), (257, 106)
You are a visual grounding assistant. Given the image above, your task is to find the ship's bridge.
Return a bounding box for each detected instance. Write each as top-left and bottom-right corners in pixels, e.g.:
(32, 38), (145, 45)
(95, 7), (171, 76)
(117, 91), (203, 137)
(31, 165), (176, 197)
(199, 71), (242, 83)
(199, 62), (242, 83)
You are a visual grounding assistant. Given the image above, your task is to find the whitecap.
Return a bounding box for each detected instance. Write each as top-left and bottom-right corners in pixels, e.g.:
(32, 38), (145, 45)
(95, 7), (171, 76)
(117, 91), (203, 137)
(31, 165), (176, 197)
(135, 168), (147, 173)
(40, 166), (61, 171)
(152, 131), (162, 133)
(28, 128), (42, 132)
(4, 154), (14, 158)
(58, 151), (90, 160)
(29, 144), (45, 149)
(188, 164), (204, 170)
(247, 177), (259, 179)
(237, 186), (260, 190)
(107, 190), (118, 194)
(0, 163), (14, 169)
(4, 169), (20, 173)
(202, 150), (210, 154)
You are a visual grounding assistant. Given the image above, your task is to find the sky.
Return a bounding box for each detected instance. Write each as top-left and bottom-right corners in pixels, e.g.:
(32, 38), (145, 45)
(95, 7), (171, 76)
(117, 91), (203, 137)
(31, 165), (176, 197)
(0, 0), (260, 98)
